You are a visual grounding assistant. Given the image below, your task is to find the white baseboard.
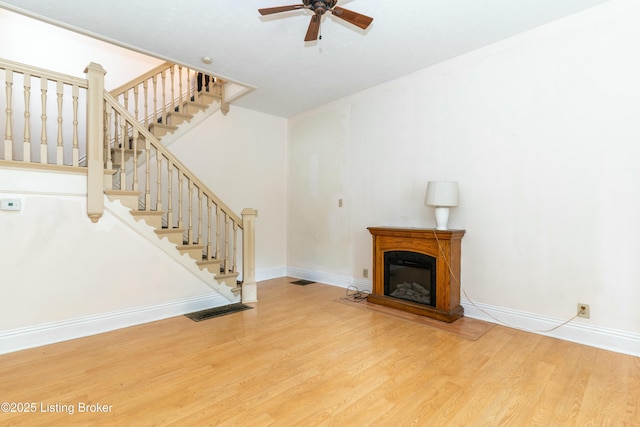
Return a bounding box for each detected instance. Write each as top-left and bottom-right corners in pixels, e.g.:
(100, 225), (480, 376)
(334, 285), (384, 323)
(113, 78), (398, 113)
(461, 299), (640, 357)
(257, 265), (287, 282)
(285, 267), (640, 357)
(286, 267), (372, 292)
(0, 294), (227, 355)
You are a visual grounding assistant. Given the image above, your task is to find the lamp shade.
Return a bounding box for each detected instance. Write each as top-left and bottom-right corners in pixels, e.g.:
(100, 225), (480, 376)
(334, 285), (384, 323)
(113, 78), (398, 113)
(425, 181), (459, 207)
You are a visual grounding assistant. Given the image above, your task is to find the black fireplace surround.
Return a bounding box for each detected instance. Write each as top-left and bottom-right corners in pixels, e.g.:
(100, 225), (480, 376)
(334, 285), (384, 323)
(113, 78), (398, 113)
(384, 251), (437, 307)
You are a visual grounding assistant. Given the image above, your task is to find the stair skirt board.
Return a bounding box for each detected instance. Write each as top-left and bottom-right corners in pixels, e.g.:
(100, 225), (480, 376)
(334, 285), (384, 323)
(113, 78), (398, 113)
(291, 279), (316, 286)
(185, 303), (253, 322)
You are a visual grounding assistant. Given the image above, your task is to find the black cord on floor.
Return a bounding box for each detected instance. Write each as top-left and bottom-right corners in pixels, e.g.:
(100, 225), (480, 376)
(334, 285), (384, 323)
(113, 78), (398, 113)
(341, 285), (370, 302)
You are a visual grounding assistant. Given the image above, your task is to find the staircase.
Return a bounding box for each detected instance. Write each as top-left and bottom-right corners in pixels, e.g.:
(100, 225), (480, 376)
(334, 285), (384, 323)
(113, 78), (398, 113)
(0, 58), (258, 303)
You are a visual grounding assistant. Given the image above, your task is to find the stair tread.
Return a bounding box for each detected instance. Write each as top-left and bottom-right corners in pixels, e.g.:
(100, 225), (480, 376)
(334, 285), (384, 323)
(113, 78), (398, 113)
(196, 258), (223, 265)
(155, 227), (185, 234)
(150, 123), (178, 130)
(110, 147), (143, 152)
(130, 210), (164, 216)
(105, 189), (139, 196)
(185, 100), (209, 108)
(167, 111), (193, 118)
(216, 271), (240, 278)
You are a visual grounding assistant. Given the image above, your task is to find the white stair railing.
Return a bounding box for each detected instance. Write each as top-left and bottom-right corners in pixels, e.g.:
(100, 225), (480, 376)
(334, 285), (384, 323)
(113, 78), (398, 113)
(0, 57), (257, 301)
(103, 91), (255, 283)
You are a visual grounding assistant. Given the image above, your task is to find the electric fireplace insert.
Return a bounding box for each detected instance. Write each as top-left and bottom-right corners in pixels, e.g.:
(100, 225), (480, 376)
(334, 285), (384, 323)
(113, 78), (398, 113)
(384, 251), (436, 307)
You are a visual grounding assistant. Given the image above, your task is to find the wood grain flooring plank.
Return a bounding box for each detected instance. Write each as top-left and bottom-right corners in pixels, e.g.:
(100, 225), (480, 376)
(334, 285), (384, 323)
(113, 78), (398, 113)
(0, 277), (638, 426)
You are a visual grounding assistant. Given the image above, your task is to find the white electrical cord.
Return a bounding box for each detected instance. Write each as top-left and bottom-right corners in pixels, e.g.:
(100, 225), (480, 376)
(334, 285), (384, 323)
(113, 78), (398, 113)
(432, 231), (580, 333)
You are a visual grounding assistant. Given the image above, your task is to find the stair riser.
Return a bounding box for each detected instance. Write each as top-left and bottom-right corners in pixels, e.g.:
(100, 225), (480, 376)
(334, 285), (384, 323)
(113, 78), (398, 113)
(150, 126), (172, 138)
(166, 113), (192, 126)
(132, 214), (163, 229)
(197, 261), (222, 275)
(216, 276), (240, 290)
(155, 231), (184, 246)
(182, 103), (206, 115)
(178, 247), (204, 261)
(106, 194), (138, 210)
(196, 92), (221, 104)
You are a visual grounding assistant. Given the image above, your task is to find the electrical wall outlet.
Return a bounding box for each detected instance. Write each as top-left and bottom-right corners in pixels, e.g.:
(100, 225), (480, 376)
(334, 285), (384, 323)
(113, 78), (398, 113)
(363, 268), (369, 278)
(577, 303), (590, 319)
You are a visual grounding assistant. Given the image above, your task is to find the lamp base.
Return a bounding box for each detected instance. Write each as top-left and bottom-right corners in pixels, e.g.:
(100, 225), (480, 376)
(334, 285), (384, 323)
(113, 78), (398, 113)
(434, 206), (450, 230)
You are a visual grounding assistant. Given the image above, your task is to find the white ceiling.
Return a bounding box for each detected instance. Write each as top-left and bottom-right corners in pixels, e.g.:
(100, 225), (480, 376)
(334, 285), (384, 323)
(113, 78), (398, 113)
(0, 0), (610, 118)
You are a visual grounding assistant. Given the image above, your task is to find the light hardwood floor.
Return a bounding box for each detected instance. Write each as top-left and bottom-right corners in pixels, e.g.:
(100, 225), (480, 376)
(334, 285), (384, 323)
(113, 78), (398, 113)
(1, 277), (638, 426)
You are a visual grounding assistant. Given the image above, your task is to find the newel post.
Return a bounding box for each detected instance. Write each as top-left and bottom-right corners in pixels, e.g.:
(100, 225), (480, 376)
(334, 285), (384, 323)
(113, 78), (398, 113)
(241, 208), (258, 303)
(84, 62), (106, 223)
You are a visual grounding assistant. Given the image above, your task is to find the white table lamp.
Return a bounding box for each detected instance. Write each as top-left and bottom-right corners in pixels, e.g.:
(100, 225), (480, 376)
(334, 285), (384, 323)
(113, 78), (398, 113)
(425, 181), (459, 230)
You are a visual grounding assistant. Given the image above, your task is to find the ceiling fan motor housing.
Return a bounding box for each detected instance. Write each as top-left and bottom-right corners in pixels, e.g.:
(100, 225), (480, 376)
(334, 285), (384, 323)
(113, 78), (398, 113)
(307, 0), (338, 14)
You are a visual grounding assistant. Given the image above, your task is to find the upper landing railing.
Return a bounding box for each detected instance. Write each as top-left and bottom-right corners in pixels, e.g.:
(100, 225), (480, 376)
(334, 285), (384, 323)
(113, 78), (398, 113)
(108, 61), (228, 128)
(1, 58), (88, 167)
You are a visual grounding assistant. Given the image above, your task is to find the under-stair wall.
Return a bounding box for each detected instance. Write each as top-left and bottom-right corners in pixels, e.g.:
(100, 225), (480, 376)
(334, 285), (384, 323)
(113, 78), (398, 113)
(0, 167), (230, 355)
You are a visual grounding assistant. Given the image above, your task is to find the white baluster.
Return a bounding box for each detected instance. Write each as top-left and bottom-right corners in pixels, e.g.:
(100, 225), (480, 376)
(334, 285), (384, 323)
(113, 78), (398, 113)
(178, 171), (184, 229)
(225, 215), (230, 273)
(161, 69), (167, 125)
(40, 76), (47, 164)
(152, 75), (158, 128)
(167, 162), (174, 227)
(145, 136), (151, 209)
(156, 152), (162, 211)
(133, 85), (139, 124)
(119, 113), (126, 190)
(132, 127), (139, 192)
(207, 199), (213, 259)
(23, 74), (30, 162)
(233, 221), (238, 274)
(216, 205), (221, 260)
(72, 85), (79, 167)
(197, 187), (203, 245)
(4, 69), (13, 161)
(104, 108), (112, 171)
(143, 79), (149, 129)
(56, 81), (64, 165)
(188, 180), (193, 244)
(170, 66), (176, 116)
(178, 66), (184, 113)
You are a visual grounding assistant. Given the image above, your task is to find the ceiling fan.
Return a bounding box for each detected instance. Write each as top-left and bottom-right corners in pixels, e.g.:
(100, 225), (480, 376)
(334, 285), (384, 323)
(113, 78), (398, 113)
(258, 0), (374, 42)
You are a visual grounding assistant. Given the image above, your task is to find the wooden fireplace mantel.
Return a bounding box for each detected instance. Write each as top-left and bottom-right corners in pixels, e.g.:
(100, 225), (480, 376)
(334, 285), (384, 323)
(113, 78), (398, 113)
(367, 227), (465, 323)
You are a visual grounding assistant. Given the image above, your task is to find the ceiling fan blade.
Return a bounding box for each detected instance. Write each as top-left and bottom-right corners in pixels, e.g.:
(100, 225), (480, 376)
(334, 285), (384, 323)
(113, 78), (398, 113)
(331, 6), (373, 30)
(258, 4), (305, 16)
(304, 14), (321, 41)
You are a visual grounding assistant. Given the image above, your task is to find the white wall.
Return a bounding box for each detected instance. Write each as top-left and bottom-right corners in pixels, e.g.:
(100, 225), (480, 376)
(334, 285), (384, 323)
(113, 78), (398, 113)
(0, 168), (227, 353)
(0, 9), (162, 88)
(287, 0), (640, 353)
(169, 106), (288, 280)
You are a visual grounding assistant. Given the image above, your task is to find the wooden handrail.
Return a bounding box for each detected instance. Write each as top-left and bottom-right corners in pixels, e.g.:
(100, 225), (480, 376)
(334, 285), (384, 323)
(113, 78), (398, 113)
(0, 58), (88, 88)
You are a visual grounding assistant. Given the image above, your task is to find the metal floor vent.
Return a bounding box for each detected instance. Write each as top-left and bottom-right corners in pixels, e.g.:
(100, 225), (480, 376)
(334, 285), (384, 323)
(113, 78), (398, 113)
(291, 279), (316, 286)
(185, 303), (253, 322)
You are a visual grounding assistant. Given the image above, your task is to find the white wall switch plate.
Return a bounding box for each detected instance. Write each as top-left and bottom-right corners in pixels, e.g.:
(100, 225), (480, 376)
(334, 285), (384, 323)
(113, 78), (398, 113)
(0, 199), (21, 211)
